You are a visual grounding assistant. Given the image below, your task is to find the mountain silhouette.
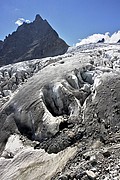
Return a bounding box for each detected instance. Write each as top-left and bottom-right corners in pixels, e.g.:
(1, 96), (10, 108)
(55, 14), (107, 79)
(0, 14), (68, 66)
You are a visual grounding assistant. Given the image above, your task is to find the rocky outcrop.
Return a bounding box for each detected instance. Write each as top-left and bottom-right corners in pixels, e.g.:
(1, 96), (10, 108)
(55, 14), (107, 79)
(0, 43), (120, 179)
(97, 38), (105, 43)
(0, 14), (68, 66)
(117, 39), (120, 43)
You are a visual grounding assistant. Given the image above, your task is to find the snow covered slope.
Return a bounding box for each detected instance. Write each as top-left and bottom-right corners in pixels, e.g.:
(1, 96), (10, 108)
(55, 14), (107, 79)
(76, 31), (120, 46)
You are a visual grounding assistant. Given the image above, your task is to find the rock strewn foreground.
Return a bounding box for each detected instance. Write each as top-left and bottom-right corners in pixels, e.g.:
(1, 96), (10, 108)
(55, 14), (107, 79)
(0, 43), (120, 179)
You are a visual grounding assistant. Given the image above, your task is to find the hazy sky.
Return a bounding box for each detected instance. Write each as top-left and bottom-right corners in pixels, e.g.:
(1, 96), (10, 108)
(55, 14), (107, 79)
(0, 0), (120, 45)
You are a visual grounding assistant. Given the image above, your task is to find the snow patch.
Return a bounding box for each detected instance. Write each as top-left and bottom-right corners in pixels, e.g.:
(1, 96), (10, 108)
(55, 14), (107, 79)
(2, 134), (25, 157)
(76, 31), (120, 46)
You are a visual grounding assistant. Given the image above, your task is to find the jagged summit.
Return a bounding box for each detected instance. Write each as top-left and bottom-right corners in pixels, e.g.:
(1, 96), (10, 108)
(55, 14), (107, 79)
(34, 14), (43, 21)
(0, 14), (68, 66)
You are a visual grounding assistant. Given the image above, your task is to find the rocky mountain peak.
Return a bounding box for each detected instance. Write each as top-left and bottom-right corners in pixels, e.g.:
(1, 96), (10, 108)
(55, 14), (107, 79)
(35, 14), (43, 22)
(0, 14), (68, 66)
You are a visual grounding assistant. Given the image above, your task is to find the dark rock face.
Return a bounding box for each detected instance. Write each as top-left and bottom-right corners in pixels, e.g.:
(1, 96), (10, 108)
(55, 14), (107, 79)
(0, 14), (68, 66)
(0, 40), (3, 50)
(97, 38), (105, 43)
(117, 39), (120, 43)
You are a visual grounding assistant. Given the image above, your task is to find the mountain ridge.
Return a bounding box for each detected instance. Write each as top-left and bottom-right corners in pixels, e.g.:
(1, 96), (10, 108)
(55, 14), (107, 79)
(0, 14), (68, 66)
